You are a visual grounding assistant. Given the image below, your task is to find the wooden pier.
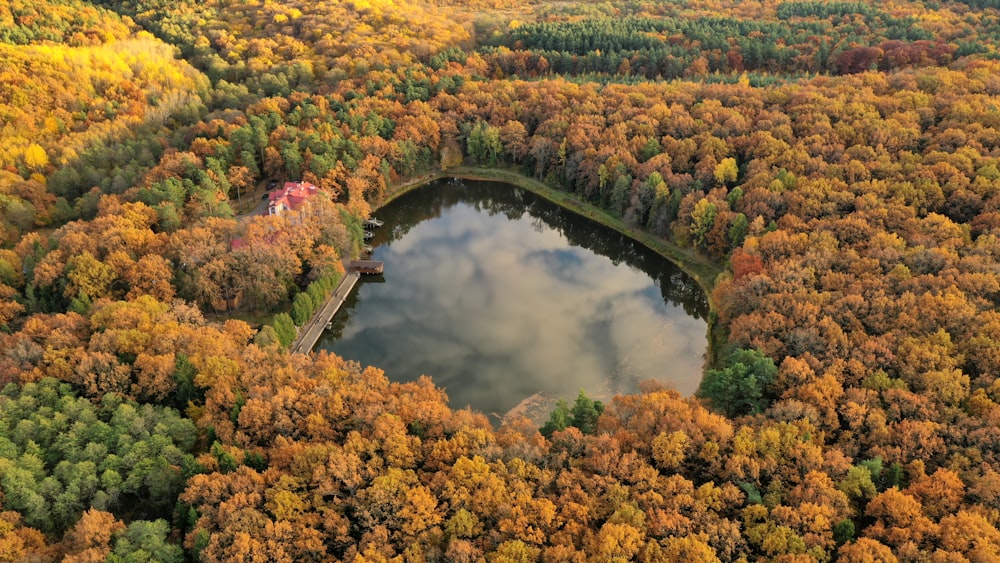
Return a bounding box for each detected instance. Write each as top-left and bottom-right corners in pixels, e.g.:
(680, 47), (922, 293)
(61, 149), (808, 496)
(290, 271), (360, 354)
(348, 260), (384, 275)
(289, 217), (387, 354)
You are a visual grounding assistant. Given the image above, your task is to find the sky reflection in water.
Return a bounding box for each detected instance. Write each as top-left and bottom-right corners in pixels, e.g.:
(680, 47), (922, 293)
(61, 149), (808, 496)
(317, 180), (707, 417)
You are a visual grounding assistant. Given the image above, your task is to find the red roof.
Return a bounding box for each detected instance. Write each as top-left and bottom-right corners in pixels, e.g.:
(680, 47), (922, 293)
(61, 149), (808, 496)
(267, 181), (321, 216)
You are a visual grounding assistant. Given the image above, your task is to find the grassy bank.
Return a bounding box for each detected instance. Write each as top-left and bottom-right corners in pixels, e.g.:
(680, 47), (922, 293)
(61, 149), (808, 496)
(458, 167), (721, 295)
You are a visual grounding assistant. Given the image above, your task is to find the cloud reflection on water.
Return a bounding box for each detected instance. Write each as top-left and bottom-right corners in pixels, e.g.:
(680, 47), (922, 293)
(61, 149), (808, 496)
(322, 182), (707, 416)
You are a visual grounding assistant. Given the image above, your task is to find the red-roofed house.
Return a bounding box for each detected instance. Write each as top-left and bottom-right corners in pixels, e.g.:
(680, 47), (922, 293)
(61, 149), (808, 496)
(267, 181), (321, 216)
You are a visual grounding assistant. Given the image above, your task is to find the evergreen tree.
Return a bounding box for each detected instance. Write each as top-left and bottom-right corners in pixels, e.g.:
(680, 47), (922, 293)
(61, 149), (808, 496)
(570, 390), (604, 434)
(698, 348), (777, 417)
(540, 400), (571, 438)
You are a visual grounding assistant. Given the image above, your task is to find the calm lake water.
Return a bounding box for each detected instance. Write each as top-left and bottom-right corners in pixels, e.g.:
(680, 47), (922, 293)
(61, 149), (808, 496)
(316, 179), (708, 418)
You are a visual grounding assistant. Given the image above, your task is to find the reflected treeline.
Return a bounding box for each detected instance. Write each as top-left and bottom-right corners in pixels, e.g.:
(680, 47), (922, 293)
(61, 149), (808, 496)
(368, 179), (476, 246)
(374, 179), (709, 318)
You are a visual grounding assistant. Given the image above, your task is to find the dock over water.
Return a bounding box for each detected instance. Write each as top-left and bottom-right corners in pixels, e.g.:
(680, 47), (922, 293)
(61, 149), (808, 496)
(349, 260), (384, 275)
(290, 271), (360, 354)
(290, 259), (387, 354)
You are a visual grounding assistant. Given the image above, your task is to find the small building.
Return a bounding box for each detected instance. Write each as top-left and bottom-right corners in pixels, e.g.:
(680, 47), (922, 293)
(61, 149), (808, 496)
(267, 181), (321, 217)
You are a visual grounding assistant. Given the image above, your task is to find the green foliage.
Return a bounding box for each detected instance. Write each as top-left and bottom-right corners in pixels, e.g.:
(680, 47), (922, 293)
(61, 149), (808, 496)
(838, 464), (877, 505)
(210, 442), (238, 474)
(610, 174), (632, 217)
(858, 457), (905, 491)
(698, 348), (777, 417)
(173, 354), (202, 410)
(541, 390), (605, 437)
(108, 519), (184, 563)
(340, 208), (366, 257)
(429, 46), (467, 70)
(690, 198), (718, 249)
(775, 1), (877, 19)
(833, 519), (855, 546)
(291, 292), (315, 326)
(859, 457), (884, 484)
(306, 283), (325, 308)
(883, 462), (905, 490)
(229, 393), (246, 425)
(155, 203), (182, 232)
(953, 0), (1000, 8)
(244, 451), (267, 471)
(0, 378), (197, 534)
(467, 121), (502, 166)
(739, 481), (763, 504)
(570, 390), (604, 434)
(495, 11), (931, 78)
(192, 528), (211, 559)
(254, 325), (280, 348)
(68, 291), (92, 315)
(861, 371), (908, 391)
(728, 213), (749, 249)
(540, 400), (571, 438)
(639, 138), (661, 163)
(272, 313), (297, 348)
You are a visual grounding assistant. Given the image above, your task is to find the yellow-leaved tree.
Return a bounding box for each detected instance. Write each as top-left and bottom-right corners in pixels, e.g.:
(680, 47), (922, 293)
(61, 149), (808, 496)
(22, 144), (49, 172)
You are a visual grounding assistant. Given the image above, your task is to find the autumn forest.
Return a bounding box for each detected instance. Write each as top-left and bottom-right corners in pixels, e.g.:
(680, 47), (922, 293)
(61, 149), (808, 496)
(3, 0), (1000, 560)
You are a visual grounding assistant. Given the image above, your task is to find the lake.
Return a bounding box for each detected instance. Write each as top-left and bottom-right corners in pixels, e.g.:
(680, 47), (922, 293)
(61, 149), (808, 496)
(316, 179), (709, 420)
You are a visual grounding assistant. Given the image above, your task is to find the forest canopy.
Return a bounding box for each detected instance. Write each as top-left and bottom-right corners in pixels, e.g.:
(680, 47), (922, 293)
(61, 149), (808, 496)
(4, 0), (1000, 560)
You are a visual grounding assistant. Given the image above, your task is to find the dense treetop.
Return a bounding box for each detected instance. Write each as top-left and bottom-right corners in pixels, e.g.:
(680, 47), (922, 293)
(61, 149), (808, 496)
(4, 0), (1000, 559)
(0, 0), (134, 46)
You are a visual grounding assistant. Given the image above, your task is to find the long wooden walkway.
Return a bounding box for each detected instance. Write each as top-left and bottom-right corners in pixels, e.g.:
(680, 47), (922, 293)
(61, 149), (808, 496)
(290, 271), (360, 354)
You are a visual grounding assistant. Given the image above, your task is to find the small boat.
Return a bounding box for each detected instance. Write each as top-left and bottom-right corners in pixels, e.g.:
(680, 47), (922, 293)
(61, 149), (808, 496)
(362, 245), (373, 254)
(363, 231), (374, 239)
(364, 217), (384, 228)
